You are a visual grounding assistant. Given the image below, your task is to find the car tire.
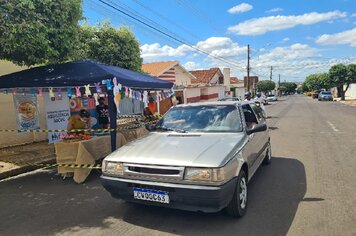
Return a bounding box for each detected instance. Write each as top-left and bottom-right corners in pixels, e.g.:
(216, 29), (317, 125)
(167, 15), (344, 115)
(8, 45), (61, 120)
(263, 141), (272, 165)
(226, 170), (247, 218)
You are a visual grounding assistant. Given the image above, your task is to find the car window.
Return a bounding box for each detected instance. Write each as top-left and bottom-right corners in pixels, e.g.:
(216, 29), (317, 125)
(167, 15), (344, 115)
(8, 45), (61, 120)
(156, 105), (243, 132)
(251, 104), (264, 121)
(242, 104), (259, 128)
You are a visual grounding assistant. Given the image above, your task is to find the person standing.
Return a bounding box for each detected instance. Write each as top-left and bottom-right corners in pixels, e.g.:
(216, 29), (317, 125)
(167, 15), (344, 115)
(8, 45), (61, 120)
(96, 97), (109, 129)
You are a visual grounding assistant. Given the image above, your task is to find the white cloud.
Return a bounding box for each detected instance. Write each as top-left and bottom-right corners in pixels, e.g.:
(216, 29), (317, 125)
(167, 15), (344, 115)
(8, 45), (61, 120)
(266, 8), (283, 13)
(141, 37), (245, 61)
(228, 11), (347, 35)
(352, 13), (356, 17)
(183, 61), (200, 71)
(257, 44), (319, 63)
(196, 37), (246, 58)
(140, 43), (190, 60)
(228, 3), (253, 14)
(316, 28), (356, 47)
(283, 37), (290, 42)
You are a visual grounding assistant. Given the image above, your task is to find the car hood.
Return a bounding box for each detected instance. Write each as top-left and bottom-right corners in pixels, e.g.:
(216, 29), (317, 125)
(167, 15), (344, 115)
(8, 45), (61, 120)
(105, 132), (246, 167)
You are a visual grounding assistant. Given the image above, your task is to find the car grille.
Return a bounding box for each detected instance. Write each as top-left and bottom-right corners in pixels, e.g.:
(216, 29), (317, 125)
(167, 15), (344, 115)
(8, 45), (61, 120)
(123, 163), (185, 181)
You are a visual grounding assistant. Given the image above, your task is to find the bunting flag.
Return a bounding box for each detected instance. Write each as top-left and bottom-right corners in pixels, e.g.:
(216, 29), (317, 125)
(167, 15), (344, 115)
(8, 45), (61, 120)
(75, 87), (81, 97)
(67, 87), (72, 98)
(84, 84), (92, 96)
(49, 88), (55, 99)
(3, 83), (174, 107)
(106, 79), (113, 90)
(38, 88), (43, 97)
(94, 82), (102, 94)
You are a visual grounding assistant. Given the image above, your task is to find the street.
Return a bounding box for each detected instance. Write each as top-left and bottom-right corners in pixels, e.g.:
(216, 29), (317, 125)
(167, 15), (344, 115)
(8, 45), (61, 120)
(0, 95), (355, 236)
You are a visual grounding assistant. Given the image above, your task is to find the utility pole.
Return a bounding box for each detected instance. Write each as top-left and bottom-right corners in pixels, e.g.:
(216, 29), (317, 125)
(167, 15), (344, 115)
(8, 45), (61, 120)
(278, 74), (281, 96)
(247, 44), (250, 92)
(270, 66), (273, 81)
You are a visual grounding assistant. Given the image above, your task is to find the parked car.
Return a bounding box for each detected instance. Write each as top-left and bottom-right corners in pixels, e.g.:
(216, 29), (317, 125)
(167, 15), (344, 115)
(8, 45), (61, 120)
(266, 94), (278, 102)
(318, 91), (333, 101)
(218, 97), (240, 101)
(312, 90), (321, 99)
(101, 101), (271, 218)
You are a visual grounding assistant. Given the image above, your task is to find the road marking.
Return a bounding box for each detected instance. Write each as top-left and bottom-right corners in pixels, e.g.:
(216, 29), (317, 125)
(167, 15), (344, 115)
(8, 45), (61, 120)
(327, 121), (339, 132)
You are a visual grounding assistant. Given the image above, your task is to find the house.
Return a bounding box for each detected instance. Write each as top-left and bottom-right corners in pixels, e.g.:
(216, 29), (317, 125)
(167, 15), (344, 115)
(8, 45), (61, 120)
(142, 61), (195, 87)
(142, 62), (242, 114)
(243, 76), (259, 95)
(230, 77), (245, 100)
(189, 68), (228, 103)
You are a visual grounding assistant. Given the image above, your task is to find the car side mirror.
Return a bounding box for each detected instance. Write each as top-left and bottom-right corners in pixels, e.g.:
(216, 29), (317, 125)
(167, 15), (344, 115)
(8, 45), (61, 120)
(246, 123), (267, 135)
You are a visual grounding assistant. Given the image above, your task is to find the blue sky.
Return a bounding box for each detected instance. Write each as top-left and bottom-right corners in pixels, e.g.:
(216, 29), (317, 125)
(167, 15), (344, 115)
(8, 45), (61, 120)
(83, 0), (356, 82)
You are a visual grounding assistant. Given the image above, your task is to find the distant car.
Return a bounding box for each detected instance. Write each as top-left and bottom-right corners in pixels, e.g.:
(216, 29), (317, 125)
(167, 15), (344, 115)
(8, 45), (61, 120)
(318, 91), (333, 101)
(312, 90), (321, 99)
(266, 94), (277, 102)
(218, 97), (240, 101)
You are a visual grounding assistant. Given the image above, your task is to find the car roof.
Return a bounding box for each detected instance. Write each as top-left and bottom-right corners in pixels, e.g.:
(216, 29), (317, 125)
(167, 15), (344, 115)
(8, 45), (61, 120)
(174, 100), (254, 107)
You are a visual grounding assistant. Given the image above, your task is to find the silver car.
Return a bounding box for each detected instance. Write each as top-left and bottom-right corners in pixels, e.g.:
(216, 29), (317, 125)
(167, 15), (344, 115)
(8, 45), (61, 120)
(318, 91), (333, 101)
(101, 101), (271, 217)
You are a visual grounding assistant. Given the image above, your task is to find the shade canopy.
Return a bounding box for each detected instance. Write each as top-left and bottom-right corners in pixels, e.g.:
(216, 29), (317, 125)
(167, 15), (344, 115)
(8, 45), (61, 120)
(0, 60), (173, 90)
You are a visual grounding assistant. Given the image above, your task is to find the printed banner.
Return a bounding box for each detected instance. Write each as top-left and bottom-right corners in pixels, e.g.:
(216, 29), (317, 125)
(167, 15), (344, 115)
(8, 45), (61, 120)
(44, 92), (70, 143)
(69, 97), (98, 129)
(13, 94), (40, 131)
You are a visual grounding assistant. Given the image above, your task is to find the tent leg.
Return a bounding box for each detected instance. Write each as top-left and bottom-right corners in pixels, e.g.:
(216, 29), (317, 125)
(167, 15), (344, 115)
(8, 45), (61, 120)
(108, 89), (117, 152)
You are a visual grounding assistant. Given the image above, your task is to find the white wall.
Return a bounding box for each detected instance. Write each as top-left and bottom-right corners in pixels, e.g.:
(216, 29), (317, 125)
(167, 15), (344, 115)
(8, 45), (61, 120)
(174, 65), (192, 86)
(0, 94), (47, 148)
(345, 83), (356, 99)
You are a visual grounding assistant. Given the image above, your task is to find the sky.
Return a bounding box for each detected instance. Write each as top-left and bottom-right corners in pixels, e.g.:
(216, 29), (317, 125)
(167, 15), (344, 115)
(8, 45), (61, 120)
(83, 0), (356, 82)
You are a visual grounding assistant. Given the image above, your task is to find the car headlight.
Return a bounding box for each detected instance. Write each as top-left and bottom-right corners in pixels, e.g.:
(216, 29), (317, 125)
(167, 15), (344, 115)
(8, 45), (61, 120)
(184, 160), (237, 183)
(102, 161), (124, 176)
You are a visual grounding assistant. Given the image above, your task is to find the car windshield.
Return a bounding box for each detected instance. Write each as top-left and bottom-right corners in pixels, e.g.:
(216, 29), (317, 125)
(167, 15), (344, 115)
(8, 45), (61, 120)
(218, 97), (239, 101)
(155, 105), (242, 133)
(321, 91), (331, 95)
(267, 94), (275, 97)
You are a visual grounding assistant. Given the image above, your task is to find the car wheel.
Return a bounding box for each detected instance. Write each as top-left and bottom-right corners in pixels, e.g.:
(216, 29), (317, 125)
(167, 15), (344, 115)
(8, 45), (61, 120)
(226, 169), (247, 218)
(263, 142), (272, 165)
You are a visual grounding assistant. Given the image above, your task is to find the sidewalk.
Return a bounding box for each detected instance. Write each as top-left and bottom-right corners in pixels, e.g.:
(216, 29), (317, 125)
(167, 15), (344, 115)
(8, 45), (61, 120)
(0, 141), (56, 180)
(338, 99), (356, 106)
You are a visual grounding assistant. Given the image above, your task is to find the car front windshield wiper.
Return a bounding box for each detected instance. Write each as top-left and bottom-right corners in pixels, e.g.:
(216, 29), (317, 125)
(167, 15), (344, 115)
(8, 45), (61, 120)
(155, 126), (187, 133)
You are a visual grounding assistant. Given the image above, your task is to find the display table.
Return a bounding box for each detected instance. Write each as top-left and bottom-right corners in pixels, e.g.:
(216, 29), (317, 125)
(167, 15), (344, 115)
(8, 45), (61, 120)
(54, 126), (149, 183)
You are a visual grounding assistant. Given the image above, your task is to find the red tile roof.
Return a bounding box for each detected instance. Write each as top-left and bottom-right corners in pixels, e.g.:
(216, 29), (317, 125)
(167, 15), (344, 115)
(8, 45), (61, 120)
(190, 68), (221, 84)
(142, 61), (178, 76)
(230, 77), (243, 84)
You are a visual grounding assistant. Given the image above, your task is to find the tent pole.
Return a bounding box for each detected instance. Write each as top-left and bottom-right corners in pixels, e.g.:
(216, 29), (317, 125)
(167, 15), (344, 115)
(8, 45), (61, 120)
(107, 89), (117, 152)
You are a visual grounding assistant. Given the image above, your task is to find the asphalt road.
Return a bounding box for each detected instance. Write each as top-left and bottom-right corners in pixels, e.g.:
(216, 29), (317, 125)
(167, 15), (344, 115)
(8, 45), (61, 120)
(0, 95), (355, 236)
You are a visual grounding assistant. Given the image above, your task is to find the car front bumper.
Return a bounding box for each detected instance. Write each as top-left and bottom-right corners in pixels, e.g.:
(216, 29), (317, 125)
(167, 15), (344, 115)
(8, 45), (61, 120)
(101, 176), (237, 213)
(319, 96), (333, 101)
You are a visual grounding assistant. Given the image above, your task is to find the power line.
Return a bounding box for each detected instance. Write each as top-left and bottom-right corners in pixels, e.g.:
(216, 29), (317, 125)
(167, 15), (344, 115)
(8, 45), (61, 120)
(175, 0), (221, 34)
(131, 0), (202, 41)
(96, 0), (246, 71)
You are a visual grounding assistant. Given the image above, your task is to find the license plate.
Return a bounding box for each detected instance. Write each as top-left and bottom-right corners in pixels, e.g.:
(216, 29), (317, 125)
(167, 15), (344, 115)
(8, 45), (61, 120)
(133, 187), (169, 204)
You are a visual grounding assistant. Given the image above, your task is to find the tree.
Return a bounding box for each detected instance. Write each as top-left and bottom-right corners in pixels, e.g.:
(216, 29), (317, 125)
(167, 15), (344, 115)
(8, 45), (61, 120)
(73, 23), (143, 72)
(279, 82), (297, 93)
(256, 80), (276, 94)
(0, 0), (82, 66)
(328, 64), (356, 100)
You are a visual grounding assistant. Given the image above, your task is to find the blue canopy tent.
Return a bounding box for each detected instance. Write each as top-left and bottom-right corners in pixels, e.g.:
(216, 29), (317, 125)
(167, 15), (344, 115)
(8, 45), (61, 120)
(0, 60), (173, 151)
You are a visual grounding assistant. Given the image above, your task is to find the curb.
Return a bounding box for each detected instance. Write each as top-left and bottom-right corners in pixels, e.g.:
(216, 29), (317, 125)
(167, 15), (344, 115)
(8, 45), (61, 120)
(0, 154), (56, 180)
